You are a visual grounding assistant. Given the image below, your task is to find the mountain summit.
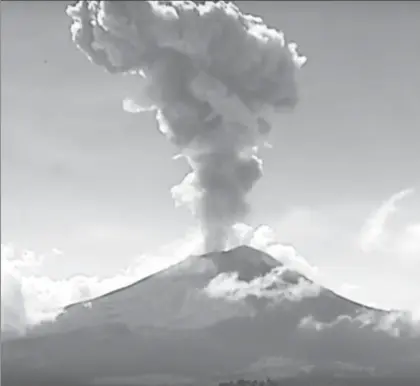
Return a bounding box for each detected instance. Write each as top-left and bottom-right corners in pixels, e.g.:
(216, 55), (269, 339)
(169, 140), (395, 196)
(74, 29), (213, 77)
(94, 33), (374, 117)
(2, 246), (419, 385)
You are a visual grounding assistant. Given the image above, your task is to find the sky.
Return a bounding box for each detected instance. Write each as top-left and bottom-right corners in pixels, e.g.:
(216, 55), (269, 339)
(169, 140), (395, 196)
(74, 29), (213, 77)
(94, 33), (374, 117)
(1, 1), (420, 322)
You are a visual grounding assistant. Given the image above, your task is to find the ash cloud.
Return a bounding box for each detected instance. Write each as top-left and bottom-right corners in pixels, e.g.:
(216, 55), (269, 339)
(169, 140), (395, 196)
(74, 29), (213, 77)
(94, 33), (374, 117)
(66, 1), (306, 252)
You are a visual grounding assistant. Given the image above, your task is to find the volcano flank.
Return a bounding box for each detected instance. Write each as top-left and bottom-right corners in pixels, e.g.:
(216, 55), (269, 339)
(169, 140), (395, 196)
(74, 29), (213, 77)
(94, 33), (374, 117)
(2, 246), (419, 385)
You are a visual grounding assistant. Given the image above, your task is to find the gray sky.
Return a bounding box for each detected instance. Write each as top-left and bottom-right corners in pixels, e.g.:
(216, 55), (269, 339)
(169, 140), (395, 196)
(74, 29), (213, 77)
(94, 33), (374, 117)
(1, 1), (419, 315)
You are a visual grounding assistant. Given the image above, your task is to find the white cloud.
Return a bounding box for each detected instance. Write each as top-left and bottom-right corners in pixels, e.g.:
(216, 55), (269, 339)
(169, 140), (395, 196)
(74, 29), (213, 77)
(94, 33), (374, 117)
(358, 188), (415, 253)
(245, 224), (320, 281)
(1, 224), (319, 336)
(204, 266), (321, 303)
(1, 232), (202, 335)
(357, 186), (420, 277)
(299, 309), (420, 338)
(256, 198), (420, 315)
(51, 248), (63, 256)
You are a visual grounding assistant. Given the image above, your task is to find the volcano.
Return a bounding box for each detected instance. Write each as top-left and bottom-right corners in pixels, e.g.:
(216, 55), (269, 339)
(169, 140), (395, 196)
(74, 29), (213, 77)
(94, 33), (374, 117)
(1, 246), (419, 385)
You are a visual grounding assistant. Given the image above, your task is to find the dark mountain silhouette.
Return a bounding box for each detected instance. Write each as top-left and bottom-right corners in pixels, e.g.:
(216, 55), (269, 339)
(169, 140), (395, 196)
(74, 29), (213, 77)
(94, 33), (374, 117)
(2, 246), (419, 385)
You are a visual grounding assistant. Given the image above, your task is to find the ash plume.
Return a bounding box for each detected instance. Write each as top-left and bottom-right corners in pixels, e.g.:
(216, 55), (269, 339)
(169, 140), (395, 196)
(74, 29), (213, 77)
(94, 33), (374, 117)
(66, 1), (306, 252)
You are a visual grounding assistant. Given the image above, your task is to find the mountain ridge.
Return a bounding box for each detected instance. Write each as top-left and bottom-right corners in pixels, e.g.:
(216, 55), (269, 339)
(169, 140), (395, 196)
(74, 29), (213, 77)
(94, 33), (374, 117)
(61, 245), (389, 315)
(2, 245), (419, 384)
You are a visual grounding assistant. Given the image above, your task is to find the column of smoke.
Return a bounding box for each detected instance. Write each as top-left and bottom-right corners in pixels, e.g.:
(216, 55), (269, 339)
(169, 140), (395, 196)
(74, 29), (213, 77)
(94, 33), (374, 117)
(67, 1), (306, 252)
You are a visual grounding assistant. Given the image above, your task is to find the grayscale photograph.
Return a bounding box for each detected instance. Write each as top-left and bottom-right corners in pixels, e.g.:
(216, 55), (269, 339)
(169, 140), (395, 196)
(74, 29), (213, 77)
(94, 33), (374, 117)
(1, 1), (419, 385)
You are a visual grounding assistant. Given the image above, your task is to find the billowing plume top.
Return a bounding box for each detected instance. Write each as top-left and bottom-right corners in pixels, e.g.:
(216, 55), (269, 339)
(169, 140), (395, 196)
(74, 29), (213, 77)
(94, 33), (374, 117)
(67, 1), (306, 252)
(67, 1), (305, 110)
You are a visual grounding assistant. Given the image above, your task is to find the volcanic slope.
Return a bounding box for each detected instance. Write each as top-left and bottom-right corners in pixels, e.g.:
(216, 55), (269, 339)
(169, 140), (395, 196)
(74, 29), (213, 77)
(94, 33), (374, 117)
(2, 246), (419, 384)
